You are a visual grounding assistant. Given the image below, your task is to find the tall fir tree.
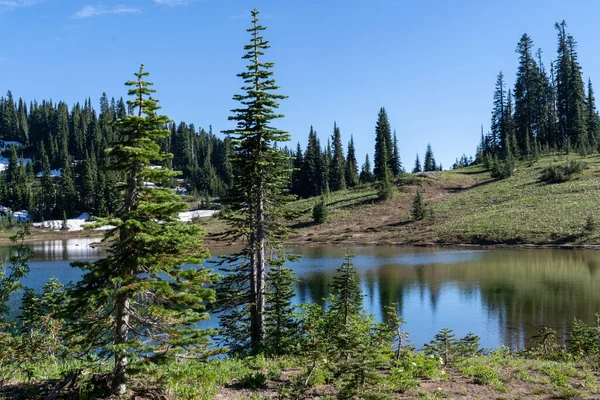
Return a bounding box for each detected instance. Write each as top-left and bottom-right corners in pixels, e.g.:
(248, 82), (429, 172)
(303, 126), (323, 197)
(373, 107), (392, 181)
(329, 122), (346, 192)
(359, 154), (373, 183)
(586, 79), (600, 151)
(217, 9), (293, 352)
(291, 142), (305, 197)
(345, 135), (359, 187)
(423, 144), (436, 172)
(390, 130), (402, 176)
(412, 153), (422, 173)
(264, 265), (296, 355)
(65, 65), (218, 394)
(566, 32), (589, 153)
(514, 33), (540, 156)
(491, 71), (506, 155)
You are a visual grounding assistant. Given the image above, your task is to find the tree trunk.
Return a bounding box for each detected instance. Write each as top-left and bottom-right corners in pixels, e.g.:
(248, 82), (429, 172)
(113, 294), (130, 394)
(251, 176), (266, 350)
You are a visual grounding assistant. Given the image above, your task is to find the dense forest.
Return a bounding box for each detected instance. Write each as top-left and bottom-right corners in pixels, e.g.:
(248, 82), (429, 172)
(0, 93), (234, 220)
(468, 20), (600, 174)
(0, 92), (444, 220)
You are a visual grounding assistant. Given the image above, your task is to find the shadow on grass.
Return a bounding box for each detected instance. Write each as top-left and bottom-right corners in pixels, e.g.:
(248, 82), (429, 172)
(338, 196), (380, 210)
(550, 233), (585, 245)
(325, 193), (377, 209)
(289, 220), (318, 230)
(455, 169), (490, 176)
(446, 179), (496, 193)
(386, 220), (413, 228)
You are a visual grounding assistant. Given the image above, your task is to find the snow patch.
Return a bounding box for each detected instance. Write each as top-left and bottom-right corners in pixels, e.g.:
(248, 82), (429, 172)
(33, 213), (114, 232)
(0, 141), (23, 149)
(13, 210), (31, 222)
(36, 169), (62, 178)
(178, 210), (218, 222)
(0, 156), (32, 173)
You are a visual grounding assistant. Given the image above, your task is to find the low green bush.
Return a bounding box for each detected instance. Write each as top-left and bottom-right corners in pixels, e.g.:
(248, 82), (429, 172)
(540, 160), (585, 183)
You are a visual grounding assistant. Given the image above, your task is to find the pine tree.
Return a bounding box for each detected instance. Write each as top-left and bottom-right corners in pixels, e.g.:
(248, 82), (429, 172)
(491, 71), (506, 155)
(412, 153), (422, 173)
(39, 142), (55, 219)
(359, 154), (373, 183)
(373, 108), (392, 181)
(424, 144), (436, 171)
(566, 33), (589, 153)
(330, 253), (363, 326)
(58, 151), (76, 218)
(218, 10), (293, 352)
(514, 33), (540, 156)
(586, 79), (600, 151)
(390, 130), (402, 176)
(81, 149), (97, 212)
(411, 191), (426, 221)
(264, 265), (297, 355)
(65, 65), (218, 394)
(345, 135), (359, 187)
(329, 122), (346, 192)
(291, 142), (305, 197)
(303, 126), (323, 197)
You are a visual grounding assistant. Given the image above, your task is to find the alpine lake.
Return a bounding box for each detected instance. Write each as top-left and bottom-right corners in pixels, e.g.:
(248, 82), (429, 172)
(5, 240), (600, 350)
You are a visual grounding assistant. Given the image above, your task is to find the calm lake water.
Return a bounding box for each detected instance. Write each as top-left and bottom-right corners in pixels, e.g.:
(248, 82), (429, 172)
(5, 241), (600, 350)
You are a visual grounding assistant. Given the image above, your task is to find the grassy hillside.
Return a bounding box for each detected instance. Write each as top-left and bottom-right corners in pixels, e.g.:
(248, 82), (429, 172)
(278, 154), (600, 247)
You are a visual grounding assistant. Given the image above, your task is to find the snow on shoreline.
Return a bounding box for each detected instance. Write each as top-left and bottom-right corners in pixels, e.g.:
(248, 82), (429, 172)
(31, 210), (219, 231)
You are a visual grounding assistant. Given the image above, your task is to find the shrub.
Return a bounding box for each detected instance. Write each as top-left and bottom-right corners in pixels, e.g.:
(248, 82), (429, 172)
(411, 192), (426, 221)
(490, 157), (514, 180)
(540, 160), (585, 183)
(462, 364), (502, 385)
(239, 371), (267, 388)
(312, 198), (328, 224)
(584, 215), (597, 234)
(568, 317), (600, 357)
(387, 367), (419, 393)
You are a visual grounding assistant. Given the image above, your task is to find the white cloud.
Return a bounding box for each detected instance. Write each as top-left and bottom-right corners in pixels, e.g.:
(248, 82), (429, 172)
(73, 5), (141, 19)
(229, 10), (248, 19)
(0, 0), (44, 11)
(153, 0), (188, 5)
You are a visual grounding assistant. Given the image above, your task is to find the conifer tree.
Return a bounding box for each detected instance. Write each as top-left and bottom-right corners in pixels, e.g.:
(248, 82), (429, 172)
(303, 126), (322, 197)
(65, 65), (218, 394)
(330, 253), (363, 326)
(58, 151), (76, 218)
(514, 33), (541, 156)
(412, 153), (422, 173)
(359, 154), (373, 183)
(81, 149), (97, 212)
(264, 265), (296, 355)
(329, 122), (346, 192)
(424, 144), (436, 171)
(291, 142), (305, 197)
(373, 108), (392, 180)
(218, 10), (292, 352)
(391, 130), (402, 176)
(345, 135), (359, 187)
(411, 191), (426, 221)
(586, 79), (600, 151)
(39, 142), (55, 219)
(491, 71), (506, 155)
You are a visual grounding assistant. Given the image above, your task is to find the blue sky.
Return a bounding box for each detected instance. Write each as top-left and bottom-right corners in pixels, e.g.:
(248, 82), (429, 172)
(1, 0), (600, 169)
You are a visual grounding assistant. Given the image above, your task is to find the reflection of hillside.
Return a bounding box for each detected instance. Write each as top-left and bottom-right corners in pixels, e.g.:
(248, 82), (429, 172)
(363, 250), (600, 347)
